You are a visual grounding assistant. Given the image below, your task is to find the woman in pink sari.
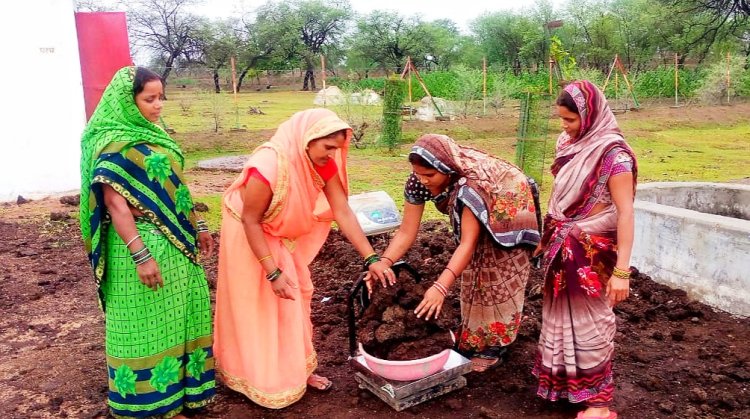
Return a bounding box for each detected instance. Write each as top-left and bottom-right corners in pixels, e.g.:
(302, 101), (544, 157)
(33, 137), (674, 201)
(214, 108), (392, 409)
(532, 81), (637, 419)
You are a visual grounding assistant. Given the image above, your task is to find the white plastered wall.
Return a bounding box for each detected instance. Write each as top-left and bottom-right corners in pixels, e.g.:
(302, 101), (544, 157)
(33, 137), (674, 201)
(0, 0), (85, 202)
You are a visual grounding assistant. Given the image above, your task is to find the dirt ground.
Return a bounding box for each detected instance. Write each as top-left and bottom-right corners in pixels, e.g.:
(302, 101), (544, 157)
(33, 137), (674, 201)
(1, 198), (749, 419)
(1, 102), (749, 418)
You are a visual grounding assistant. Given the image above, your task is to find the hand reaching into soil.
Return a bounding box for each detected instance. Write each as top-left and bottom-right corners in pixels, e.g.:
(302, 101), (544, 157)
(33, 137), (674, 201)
(363, 260), (397, 295)
(414, 287), (445, 320)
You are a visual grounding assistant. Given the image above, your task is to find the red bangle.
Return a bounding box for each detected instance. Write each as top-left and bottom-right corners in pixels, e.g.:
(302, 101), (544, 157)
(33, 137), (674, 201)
(432, 281), (448, 297)
(382, 256), (394, 266)
(444, 267), (458, 280)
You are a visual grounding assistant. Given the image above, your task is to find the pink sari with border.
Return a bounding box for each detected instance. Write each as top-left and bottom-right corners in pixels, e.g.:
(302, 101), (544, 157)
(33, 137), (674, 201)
(533, 81), (637, 407)
(214, 109), (351, 409)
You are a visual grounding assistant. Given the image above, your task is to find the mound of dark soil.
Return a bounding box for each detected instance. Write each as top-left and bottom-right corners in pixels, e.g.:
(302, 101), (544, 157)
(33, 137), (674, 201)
(2, 215), (749, 418)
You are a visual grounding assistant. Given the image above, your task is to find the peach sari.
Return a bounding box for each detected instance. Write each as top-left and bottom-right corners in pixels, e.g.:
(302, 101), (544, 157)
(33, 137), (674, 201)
(214, 109), (351, 409)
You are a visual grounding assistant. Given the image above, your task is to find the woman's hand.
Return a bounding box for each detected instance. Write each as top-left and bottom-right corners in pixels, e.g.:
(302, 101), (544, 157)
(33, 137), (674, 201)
(136, 258), (163, 291)
(414, 287), (445, 320)
(532, 242), (544, 258)
(271, 271), (298, 301)
(197, 231), (214, 258)
(363, 260), (397, 296)
(606, 276), (629, 307)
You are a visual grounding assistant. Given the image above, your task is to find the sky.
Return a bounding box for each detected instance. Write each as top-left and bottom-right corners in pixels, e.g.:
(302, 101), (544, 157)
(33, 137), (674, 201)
(186, 0), (565, 32)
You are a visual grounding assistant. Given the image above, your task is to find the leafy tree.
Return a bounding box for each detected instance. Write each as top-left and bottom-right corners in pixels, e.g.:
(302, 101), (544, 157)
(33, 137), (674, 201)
(234, 5), (297, 91)
(126, 0), (202, 85)
(418, 19), (463, 70)
(190, 19), (240, 93)
(349, 11), (432, 74)
(294, 0), (353, 90)
(471, 12), (545, 73)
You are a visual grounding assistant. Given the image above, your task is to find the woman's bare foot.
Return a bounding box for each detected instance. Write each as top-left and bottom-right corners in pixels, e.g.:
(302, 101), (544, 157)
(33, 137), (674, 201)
(576, 407), (614, 418)
(307, 374), (333, 391)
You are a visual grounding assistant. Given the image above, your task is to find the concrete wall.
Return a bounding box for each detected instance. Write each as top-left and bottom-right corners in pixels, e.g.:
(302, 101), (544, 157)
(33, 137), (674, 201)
(632, 182), (750, 317)
(637, 182), (750, 220)
(0, 0), (85, 202)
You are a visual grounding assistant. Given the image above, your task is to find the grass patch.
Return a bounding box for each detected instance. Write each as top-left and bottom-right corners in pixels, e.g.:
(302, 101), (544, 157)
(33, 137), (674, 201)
(630, 124), (750, 182)
(165, 90), (749, 224)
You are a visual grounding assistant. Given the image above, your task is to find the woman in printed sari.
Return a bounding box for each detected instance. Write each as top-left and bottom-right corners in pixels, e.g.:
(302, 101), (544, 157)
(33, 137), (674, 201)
(372, 134), (541, 372)
(214, 108), (392, 409)
(80, 67), (215, 418)
(532, 80), (637, 419)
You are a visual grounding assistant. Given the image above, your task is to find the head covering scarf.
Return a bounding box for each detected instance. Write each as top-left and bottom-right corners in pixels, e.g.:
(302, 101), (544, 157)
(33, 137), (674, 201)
(223, 108), (352, 261)
(409, 134), (540, 247)
(542, 80), (637, 267)
(79, 67), (198, 298)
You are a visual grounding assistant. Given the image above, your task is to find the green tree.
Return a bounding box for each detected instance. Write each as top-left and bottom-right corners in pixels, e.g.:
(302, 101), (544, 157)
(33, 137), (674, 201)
(127, 0), (202, 85)
(471, 12), (546, 73)
(235, 5), (297, 91)
(349, 11), (430, 74)
(190, 19), (241, 93)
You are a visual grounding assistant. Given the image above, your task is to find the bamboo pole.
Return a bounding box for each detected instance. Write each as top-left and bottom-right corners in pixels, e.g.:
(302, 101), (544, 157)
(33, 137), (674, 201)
(230, 56), (239, 128)
(483, 56), (487, 115)
(615, 54), (639, 108)
(602, 56), (616, 91)
(320, 54), (327, 107)
(674, 53), (679, 107)
(726, 51), (731, 104)
(615, 72), (619, 104)
(548, 58), (554, 95)
(407, 56), (413, 104)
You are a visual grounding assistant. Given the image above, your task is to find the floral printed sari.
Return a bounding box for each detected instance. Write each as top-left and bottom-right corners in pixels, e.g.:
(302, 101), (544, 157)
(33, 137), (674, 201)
(407, 134), (540, 355)
(533, 80), (637, 407)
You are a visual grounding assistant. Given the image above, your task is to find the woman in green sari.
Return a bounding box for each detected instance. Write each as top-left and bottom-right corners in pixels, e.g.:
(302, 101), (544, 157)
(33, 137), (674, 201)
(80, 66), (215, 418)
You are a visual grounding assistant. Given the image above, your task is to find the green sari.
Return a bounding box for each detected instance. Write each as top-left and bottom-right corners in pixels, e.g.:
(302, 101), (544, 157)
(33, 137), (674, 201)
(79, 67), (214, 418)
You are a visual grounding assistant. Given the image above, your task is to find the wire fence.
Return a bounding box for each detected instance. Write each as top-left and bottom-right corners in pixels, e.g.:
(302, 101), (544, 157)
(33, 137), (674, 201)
(153, 57), (750, 103)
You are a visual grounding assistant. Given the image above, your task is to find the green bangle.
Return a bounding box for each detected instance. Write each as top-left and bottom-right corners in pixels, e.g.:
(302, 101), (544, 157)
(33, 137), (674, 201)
(364, 254), (380, 268)
(266, 268), (282, 282)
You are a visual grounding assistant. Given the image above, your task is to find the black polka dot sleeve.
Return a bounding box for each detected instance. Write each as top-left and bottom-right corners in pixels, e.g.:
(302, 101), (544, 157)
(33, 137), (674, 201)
(403, 172), (432, 205)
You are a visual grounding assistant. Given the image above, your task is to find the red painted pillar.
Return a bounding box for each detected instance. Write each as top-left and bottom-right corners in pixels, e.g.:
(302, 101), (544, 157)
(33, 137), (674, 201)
(74, 12), (132, 121)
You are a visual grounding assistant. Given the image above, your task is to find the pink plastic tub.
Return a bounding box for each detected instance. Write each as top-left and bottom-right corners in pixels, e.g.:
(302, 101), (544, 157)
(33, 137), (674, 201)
(358, 342), (452, 381)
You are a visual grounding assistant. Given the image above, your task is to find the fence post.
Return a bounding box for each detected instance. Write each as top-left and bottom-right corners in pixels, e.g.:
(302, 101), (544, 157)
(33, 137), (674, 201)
(483, 56), (487, 116)
(320, 54), (327, 107)
(674, 53), (679, 107)
(548, 58), (553, 95)
(726, 51), (731, 104)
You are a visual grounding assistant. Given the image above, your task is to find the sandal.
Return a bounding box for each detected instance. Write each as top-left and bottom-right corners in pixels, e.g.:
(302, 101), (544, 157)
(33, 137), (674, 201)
(470, 346), (508, 372)
(471, 355), (502, 372)
(307, 374), (333, 391)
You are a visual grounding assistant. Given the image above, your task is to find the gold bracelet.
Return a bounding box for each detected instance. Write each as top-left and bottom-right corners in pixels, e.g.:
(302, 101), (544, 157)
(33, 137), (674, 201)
(257, 254), (273, 263)
(612, 266), (631, 279)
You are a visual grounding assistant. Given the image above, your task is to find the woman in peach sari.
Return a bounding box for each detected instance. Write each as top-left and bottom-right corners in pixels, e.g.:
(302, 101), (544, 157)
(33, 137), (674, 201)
(214, 108), (392, 409)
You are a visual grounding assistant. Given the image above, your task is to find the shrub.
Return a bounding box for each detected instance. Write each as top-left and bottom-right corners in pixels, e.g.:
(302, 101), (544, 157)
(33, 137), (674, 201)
(695, 56), (747, 104)
(380, 77), (406, 150)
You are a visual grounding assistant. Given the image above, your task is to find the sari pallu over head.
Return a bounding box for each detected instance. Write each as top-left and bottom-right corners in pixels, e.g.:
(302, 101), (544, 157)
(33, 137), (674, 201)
(223, 108), (352, 264)
(79, 67), (199, 306)
(542, 80), (638, 272)
(409, 134), (540, 248)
